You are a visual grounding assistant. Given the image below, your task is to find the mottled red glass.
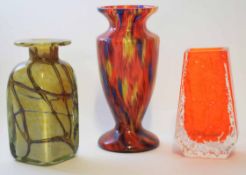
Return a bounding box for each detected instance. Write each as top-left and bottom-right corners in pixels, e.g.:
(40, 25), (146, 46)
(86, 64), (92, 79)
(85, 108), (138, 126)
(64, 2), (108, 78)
(175, 48), (238, 158)
(97, 5), (159, 152)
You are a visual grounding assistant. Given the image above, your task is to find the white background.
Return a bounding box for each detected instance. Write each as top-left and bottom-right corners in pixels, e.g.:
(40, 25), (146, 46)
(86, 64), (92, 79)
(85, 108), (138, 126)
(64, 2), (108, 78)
(0, 0), (246, 174)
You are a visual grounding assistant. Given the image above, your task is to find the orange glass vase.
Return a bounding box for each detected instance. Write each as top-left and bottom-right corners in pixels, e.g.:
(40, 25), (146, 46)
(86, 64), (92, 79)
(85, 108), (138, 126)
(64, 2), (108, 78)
(175, 48), (238, 158)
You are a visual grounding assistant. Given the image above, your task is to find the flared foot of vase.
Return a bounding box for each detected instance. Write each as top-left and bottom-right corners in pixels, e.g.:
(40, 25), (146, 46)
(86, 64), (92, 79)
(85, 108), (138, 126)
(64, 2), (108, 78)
(99, 128), (159, 153)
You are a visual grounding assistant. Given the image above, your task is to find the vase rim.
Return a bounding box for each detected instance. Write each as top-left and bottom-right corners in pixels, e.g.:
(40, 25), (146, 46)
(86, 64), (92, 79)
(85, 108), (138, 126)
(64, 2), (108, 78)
(15, 39), (71, 47)
(98, 5), (158, 11)
(186, 47), (228, 53)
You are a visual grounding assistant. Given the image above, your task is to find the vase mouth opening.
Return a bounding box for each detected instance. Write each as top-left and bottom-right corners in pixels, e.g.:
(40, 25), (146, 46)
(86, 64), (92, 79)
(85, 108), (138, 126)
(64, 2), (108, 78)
(186, 47), (228, 53)
(98, 5), (158, 11)
(15, 39), (71, 47)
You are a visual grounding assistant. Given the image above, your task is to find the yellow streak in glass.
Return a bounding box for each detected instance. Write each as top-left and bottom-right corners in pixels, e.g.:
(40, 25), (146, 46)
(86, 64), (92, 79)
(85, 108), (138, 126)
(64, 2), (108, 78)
(105, 60), (112, 77)
(142, 40), (146, 64)
(131, 83), (138, 105)
(115, 11), (119, 26)
(126, 15), (133, 31)
(123, 15), (136, 62)
(123, 33), (136, 62)
(134, 8), (142, 15)
(122, 78), (128, 102)
(137, 106), (144, 123)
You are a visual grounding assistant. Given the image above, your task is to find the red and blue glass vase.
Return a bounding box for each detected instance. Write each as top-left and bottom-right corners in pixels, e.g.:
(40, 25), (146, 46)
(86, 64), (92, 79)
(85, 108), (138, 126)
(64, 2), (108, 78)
(97, 5), (160, 152)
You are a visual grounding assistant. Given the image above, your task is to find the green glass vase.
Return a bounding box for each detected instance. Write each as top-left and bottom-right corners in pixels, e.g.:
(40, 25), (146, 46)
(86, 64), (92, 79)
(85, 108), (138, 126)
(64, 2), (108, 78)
(7, 39), (79, 166)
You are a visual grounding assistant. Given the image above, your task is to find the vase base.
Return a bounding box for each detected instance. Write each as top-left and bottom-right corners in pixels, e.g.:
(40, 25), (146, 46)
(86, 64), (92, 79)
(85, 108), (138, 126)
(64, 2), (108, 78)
(14, 153), (76, 166)
(98, 128), (159, 153)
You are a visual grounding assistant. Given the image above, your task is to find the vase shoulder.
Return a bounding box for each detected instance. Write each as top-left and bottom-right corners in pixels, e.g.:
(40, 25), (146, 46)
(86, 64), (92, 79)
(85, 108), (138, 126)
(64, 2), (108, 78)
(98, 27), (159, 40)
(9, 60), (75, 95)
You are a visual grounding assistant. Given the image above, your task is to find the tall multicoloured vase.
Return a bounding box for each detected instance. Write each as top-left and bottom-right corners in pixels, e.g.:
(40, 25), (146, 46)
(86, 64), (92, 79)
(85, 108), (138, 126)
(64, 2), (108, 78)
(7, 39), (79, 166)
(97, 5), (160, 153)
(175, 48), (238, 158)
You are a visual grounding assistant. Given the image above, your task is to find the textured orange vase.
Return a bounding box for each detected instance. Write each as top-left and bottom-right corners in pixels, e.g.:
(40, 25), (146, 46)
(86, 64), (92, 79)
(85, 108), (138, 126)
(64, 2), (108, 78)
(175, 48), (238, 158)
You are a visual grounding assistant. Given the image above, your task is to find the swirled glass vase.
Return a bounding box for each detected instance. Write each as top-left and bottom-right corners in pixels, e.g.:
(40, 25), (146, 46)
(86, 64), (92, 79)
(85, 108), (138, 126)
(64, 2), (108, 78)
(7, 39), (79, 166)
(97, 5), (160, 153)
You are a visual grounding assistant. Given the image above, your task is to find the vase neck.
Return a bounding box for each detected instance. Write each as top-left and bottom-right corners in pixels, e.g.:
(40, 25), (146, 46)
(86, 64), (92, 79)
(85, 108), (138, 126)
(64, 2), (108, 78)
(108, 12), (147, 30)
(14, 39), (71, 62)
(99, 6), (157, 32)
(29, 45), (59, 62)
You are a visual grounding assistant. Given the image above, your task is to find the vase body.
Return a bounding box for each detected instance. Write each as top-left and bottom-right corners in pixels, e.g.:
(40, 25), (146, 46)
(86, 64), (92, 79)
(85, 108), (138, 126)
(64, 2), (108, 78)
(97, 5), (159, 152)
(7, 39), (79, 166)
(175, 48), (238, 158)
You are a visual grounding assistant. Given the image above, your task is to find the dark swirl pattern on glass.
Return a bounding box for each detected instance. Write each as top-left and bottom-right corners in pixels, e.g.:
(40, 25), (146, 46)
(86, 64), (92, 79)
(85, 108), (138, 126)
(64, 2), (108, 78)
(7, 39), (79, 166)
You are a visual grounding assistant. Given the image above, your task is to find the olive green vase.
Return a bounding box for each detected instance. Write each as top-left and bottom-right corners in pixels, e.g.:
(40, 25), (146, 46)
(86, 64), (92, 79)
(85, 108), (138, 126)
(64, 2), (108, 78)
(7, 39), (79, 166)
